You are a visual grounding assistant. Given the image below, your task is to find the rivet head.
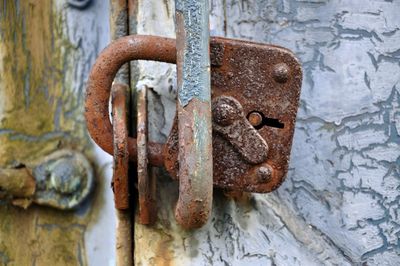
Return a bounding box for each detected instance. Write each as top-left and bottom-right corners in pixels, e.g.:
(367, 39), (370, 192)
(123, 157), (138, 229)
(213, 103), (239, 126)
(49, 158), (82, 194)
(248, 112), (263, 127)
(257, 165), (273, 182)
(273, 63), (290, 83)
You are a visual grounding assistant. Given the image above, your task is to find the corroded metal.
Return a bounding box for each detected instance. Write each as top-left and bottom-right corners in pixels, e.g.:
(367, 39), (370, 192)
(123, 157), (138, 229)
(85, 35), (174, 166)
(164, 37), (302, 193)
(112, 83), (129, 210)
(212, 96), (268, 165)
(109, 1), (132, 265)
(0, 150), (94, 209)
(137, 86), (157, 225)
(85, 35), (302, 222)
(175, 0), (213, 228)
(248, 111), (263, 127)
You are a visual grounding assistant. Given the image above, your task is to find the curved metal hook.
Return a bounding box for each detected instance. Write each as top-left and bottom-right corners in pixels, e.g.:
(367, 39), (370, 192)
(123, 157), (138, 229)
(85, 35), (175, 166)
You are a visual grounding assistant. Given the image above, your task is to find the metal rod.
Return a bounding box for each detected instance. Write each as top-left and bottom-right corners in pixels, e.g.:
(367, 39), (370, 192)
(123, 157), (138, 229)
(112, 83), (129, 210)
(137, 86), (157, 225)
(175, 0), (213, 228)
(112, 79), (132, 266)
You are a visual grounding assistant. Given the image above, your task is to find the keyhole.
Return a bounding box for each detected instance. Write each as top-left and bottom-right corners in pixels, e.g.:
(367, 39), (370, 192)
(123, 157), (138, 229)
(247, 111), (284, 130)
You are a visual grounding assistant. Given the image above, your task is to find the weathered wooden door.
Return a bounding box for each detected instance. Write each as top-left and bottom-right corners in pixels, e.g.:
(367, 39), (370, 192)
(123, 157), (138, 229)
(1, 0), (399, 265)
(0, 1), (115, 265)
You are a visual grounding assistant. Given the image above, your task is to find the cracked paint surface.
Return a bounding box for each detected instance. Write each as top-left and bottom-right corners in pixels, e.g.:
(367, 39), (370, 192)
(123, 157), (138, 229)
(135, 0), (399, 265)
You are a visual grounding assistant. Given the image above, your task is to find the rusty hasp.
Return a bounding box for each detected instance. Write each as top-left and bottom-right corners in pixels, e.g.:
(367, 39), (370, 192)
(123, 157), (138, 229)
(85, 34), (302, 228)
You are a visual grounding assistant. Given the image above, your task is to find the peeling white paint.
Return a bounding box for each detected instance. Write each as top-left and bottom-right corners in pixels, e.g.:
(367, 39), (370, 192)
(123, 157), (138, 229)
(134, 0), (400, 265)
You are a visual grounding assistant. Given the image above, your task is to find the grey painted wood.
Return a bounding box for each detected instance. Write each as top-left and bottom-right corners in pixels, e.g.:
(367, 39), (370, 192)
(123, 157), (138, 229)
(5, 1), (394, 265)
(134, 1), (400, 265)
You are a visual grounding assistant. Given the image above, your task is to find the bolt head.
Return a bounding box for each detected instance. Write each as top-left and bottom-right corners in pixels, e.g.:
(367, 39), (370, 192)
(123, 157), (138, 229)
(273, 63), (290, 83)
(257, 165), (273, 182)
(49, 158), (82, 194)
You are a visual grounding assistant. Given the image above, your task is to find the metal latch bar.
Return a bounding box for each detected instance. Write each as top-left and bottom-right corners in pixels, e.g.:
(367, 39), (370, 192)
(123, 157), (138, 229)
(175, 0), (213, 229)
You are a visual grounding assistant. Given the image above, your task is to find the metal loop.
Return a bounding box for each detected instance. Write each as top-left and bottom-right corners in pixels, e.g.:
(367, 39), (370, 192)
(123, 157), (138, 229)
(85, 35), (176, 166)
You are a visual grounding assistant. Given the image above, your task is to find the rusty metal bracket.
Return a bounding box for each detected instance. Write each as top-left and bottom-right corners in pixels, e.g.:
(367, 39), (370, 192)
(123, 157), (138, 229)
(165, 37), (302, 193)
(111, 83), (129, 210)
(85, 34), (302, 228)
(212, 96), (268, 164)
(85, 35), (173, 167)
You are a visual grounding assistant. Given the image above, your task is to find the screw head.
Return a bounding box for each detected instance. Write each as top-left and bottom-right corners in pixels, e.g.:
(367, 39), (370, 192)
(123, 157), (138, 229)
(248, 112), (263, 127)
(257, 165), (273, 182)
(213, 103), (239, 126)
(273, 63), (290, 83)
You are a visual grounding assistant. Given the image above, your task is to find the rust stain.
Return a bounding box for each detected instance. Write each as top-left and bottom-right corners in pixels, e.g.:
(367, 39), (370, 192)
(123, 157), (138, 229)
(248, 111), (263, 127)
(211, 96), (269, 164)
(174, 2), (213, 229)
(154, 234), (174, 266)
(174, 100), (213, 229)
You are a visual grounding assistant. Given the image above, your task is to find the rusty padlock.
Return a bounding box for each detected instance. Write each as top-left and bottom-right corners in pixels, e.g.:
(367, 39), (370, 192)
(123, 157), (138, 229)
(85, 35), (302, 228)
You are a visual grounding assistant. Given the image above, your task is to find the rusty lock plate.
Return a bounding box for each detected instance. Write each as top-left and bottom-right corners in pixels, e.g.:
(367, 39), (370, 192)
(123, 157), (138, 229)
(85, 35), (302, 195)
(164, 37), (302, 193)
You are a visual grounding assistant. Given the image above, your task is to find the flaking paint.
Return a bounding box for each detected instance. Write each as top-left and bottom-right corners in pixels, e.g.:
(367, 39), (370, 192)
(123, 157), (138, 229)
(0, 1), (86, 166)
(0, 1), (105, 264)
